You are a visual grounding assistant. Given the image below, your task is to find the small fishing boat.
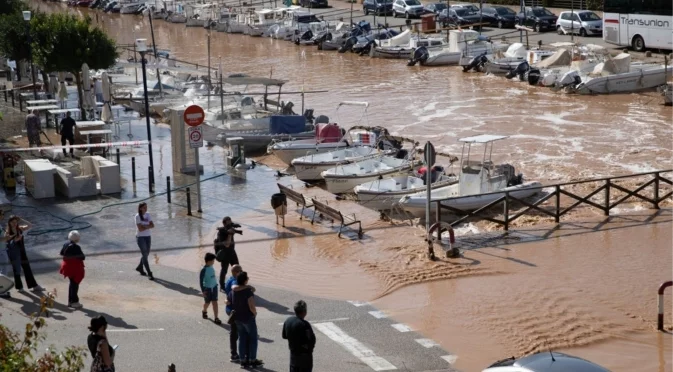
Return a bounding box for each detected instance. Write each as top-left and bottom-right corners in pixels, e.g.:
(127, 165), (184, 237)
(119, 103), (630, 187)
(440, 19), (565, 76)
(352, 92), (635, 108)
(398, 135), (541, 216)
(292, 146), (392, 182)
(484, 43), (555, 75)
(355, 173), (458, 211)
(322, 155), (422, 194)
(407, 46), (461, 66)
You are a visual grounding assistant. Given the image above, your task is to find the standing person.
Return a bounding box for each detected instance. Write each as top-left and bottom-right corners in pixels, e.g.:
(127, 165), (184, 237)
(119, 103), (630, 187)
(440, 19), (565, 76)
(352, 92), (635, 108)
(94, 77), (103, 103)
(0, 209), (11, 299)
(215, 216), (240, 290)
(200, 252), (222, 324)
(224, 264), (243, 363)
(25, 110), (41, 147)
(232, 271), (262, 368)
(5, 215), (43, 293)
(282, 300), (316, 372)
(59, 112), (76, 157)
(87, 316), (116, 372)
(59, 230), (85, 309)
(135, 202), (154, 280)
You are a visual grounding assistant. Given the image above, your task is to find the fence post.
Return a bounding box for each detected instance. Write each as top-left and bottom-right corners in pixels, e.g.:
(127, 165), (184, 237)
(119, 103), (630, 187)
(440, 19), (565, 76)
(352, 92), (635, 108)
(653, 172), (660, 209)
(435, 201), (441, 241)
(149, 167), (154, 193)
(555, 185), (561, 223)
(10, 90), (15, 107)
(131, 157), (136, 183)
(18, 94), (22, 111)
(3, 88), (6, 102)
(604, 179), (610, 216)
(186, 187), (192, 216)
(166, 176), (171, 204)
(503, 191), (509, 231)
(658, 281), (672, 331)
(115, 148), (120, 168)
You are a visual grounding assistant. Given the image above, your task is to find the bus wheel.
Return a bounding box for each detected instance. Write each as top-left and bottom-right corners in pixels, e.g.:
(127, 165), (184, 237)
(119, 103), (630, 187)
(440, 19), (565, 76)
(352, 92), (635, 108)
(632, 35), (645, 52)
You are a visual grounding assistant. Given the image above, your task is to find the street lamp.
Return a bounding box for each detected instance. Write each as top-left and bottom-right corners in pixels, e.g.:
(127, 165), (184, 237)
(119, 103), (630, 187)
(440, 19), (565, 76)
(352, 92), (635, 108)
(136, 38), (155, 190)
(23, 10), (37, 100)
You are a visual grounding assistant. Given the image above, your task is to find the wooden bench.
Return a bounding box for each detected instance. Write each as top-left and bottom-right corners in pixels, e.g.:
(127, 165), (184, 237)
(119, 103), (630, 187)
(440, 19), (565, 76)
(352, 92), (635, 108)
(311, 198), (363, 239)
(277, 183), (313, 219)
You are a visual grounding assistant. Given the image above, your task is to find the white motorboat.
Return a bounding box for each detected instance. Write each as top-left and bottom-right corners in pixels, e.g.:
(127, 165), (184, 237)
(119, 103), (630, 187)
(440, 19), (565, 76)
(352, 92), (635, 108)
(268, 101), (373, 165)
(451, 30), (508, 67)
(355, 173), (458, 211)
(119, 1), (145, 14)
(371, 33), (447, 59)
(484, 43), (555, 75)
(322, 155), (422, 194)
(407, 46), (461, 66)
(292, 146), (391, 182)
(398, 135), (542, 216)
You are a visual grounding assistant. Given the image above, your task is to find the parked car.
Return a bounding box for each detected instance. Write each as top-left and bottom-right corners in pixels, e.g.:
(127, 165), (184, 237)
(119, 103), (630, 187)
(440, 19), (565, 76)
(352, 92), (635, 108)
(450, 3), (479, 12)
(424, 2), (447, 14)
(300, 0), (328, 8)
(392, 0), (425, 19)
(556, 10), (602, 36)
(481, 6), (517, 28)
(438, 8), (486, 29)
(483, 352), (610, 372)
(363, 0), (393, 16)
(517, 7), (558, 32)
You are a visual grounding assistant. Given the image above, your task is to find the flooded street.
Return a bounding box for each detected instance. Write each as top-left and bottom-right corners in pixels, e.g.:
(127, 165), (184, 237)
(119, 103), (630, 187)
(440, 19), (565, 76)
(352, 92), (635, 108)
(34, 4), (673, 371)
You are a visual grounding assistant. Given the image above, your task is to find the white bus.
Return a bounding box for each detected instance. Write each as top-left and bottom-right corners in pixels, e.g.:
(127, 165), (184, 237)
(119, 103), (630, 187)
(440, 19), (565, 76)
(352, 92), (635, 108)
(603, 0), (672, 52)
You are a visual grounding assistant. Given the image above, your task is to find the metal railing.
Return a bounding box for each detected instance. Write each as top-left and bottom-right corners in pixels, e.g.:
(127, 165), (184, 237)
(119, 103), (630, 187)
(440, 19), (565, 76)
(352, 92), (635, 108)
(658, 281), (672, 331)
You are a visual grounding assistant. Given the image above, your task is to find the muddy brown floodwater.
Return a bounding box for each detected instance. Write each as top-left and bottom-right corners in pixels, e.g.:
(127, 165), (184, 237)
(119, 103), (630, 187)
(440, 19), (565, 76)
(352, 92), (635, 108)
(37, 3), (673, 371)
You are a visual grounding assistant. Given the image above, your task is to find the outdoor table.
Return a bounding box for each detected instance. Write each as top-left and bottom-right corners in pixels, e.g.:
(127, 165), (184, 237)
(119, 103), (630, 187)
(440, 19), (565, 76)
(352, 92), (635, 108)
(26, 99), (58, 106)
(80, 129), (113, 154)
(25, 104), (59, 112)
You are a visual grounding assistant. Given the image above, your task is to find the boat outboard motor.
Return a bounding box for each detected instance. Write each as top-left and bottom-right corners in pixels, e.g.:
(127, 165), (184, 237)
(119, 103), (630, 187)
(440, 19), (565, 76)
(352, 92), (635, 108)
(556, 70), (582, 89)
(295, 29), (313, 45)
(526, 68), (541, 86)
(505, 61), (529, 80)
(395, 149), (409, 160)
(407, 46), (429, 67)
(314, 115), (330, 125)
(463, 52), (488, 72)
(359, 39), (376, 56)
(339, 36), (358, 53)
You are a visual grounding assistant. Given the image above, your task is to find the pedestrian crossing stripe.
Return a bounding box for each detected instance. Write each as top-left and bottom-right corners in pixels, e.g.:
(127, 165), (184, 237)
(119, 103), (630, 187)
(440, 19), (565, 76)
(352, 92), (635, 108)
(315, 322), (397, 371)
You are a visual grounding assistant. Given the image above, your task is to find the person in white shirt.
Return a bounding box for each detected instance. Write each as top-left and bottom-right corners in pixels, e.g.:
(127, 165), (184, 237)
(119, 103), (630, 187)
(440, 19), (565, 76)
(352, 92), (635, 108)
(135, 202), (155, 280)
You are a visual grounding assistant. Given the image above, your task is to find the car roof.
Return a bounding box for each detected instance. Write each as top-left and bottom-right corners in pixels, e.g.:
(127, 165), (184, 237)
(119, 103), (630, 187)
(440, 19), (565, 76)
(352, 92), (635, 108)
(514, 352), (611, 372)
(560, 9), (595, 13)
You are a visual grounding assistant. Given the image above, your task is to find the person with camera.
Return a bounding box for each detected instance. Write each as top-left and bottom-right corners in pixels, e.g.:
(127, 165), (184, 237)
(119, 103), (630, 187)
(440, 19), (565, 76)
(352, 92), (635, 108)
(214, 216), (241, 290)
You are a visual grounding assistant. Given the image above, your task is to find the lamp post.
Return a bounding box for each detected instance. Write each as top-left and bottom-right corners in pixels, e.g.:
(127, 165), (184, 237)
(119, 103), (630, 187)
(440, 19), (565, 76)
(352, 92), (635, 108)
(22, 11), (37, 100)
(136, 38), (155, 190)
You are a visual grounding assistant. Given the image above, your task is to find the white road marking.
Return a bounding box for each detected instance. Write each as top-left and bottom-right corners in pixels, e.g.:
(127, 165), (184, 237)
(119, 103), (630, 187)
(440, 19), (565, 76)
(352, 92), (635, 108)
(278, 317), (350, 325)
(441, 355), (458, 364)
(348, 300), (370, 307)
(368, 310), (387, 319)
(415, 338), (439, 348)
(107, 328), (165, 332)
(315, 322), (397, 371)
(390, 324), (412, 332)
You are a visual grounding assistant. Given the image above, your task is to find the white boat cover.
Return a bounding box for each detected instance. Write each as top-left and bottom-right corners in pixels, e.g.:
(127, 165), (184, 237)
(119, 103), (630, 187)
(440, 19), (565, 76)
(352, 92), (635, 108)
(535, 48), (572, 68)
(504, 43), (527, 59)
(378, 30), (411, 47)
(591, 53), (631, 76)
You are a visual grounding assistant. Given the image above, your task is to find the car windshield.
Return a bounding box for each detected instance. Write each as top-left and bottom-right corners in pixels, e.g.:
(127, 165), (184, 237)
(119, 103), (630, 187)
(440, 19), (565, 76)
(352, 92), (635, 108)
(497, 7), (515, 15)
(532, 8), (554, 16)
(579, 12), (600, 21)
(377, 0), (393, 3)
(433, 3), (446, 10)
(405, 0), (421, 5)
(454, 8), (468, 16)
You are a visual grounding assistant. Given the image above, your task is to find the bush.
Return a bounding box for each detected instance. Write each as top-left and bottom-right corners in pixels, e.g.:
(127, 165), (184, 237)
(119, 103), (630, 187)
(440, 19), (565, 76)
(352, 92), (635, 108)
(585, 0), (603, 10)
(0, 296), (87, 372)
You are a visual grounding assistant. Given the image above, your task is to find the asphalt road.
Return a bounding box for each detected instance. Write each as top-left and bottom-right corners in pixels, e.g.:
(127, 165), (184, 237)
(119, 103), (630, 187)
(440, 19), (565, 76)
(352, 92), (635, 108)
(1, 259), (458, 372)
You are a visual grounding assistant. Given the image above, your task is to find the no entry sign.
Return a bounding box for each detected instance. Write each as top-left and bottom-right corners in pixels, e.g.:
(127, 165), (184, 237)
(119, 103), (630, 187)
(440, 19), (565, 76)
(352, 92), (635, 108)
(184, 105), (205, 127)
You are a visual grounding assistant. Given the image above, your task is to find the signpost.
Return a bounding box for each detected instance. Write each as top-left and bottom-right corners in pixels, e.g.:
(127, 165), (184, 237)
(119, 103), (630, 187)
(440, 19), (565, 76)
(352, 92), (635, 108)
(424, 142), (436, 233)
(184, 105), (205, 213)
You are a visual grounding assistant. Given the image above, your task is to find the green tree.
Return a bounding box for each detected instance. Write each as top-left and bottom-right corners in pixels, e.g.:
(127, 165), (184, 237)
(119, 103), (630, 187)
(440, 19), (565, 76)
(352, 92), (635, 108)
(32, 13), (118, 118)
(0, 0), (25, 16)
(0, 12), (29, 80)
(0, 296), (87, 372)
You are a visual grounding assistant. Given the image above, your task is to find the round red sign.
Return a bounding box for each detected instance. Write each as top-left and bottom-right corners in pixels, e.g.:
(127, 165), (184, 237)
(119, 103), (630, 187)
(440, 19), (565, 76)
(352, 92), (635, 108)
(183, 105), (205, 127)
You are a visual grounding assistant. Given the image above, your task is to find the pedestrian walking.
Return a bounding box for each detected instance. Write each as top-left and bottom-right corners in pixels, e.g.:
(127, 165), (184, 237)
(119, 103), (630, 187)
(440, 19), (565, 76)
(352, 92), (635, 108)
(25, 110), (41, 147)
(93, 78), (103, 103)
(282, 300), (316, 372)
(59, 230), (85, 309)
(4, 215), (43, 293)
(135, 202), (154, 280)
(224, 264), (243, 363)
(200, 252), (222, 324)
(214, 216), (240, 290)
(87, 315), (116, 372)
(232, 271), (263, 368)
(59, 112), (76, 157)
(0, 209), (13, 299)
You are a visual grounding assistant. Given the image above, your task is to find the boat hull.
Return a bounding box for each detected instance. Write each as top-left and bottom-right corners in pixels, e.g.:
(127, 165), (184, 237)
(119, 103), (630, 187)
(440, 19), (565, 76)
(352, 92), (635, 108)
(355, 176), (458, 211)
(370, 48), (413, 59)
(323, 162), (421, 194)
(292, 149), (388, 182)
(420, 52), (461, 66)
(270, 142), (350, 165)
(399, 181), (543, 217)
(575, 65), (673, 94)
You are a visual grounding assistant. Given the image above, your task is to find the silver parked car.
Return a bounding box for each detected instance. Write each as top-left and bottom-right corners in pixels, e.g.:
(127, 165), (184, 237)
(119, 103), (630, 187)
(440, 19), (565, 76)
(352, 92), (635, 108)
(483, 352), (611, 372)
(556, 10), (602, 37)
(392, 0), (425, 19)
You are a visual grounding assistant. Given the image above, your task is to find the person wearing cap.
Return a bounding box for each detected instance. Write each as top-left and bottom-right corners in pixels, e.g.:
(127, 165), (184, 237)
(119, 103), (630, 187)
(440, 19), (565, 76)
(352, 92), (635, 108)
(87, 315), (115, 372)
(25, 109), (41, 147)
(59, 230), (85, 309)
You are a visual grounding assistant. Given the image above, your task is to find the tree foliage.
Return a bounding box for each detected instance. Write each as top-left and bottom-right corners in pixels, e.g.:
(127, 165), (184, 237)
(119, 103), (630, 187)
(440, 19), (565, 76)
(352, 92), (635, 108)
(0, 0), (25, 16)
(0, 296), (87, 372)
(0, 12), (30, 65)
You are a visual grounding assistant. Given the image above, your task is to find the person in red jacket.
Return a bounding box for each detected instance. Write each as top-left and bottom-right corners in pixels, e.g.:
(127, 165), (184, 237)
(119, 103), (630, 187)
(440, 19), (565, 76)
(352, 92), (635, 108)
(59, 230), (85, 309)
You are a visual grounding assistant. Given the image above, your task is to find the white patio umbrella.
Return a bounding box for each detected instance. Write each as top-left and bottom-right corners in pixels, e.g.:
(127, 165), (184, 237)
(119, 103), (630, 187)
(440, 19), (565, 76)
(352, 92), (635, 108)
(100, 72), (112, 123)
(48, 74), (58, 97)
(81, 63), (95, 109)
(57, 72), (68, 108)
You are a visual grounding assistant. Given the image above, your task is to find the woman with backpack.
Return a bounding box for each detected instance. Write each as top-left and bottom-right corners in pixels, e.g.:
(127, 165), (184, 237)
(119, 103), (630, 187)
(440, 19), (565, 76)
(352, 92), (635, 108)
(59, 230), (85, 309)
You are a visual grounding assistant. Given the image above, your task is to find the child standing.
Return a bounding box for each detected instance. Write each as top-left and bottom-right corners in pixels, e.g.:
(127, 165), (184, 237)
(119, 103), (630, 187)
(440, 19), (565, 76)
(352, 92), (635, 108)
(200, 253), (221, 324)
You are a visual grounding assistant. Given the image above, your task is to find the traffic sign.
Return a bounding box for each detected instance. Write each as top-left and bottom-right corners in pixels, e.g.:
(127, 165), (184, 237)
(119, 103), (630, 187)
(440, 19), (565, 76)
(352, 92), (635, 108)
(188, 126), (203, 148)
(184, 105), (205, 127)
(424, 142), (436, 166)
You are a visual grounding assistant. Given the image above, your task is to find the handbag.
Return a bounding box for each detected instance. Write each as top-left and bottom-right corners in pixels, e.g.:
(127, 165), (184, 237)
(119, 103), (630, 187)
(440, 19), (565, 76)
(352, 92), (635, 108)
(90, 340), (115, 372)
(227, 310), (236, 325)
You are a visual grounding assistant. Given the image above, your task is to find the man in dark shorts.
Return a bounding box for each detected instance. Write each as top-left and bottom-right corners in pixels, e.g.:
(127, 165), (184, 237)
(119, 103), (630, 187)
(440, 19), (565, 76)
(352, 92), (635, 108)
(282, 300), (316, 372)
(60, 112), (76, 157)
(215, 216), (240, 290)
